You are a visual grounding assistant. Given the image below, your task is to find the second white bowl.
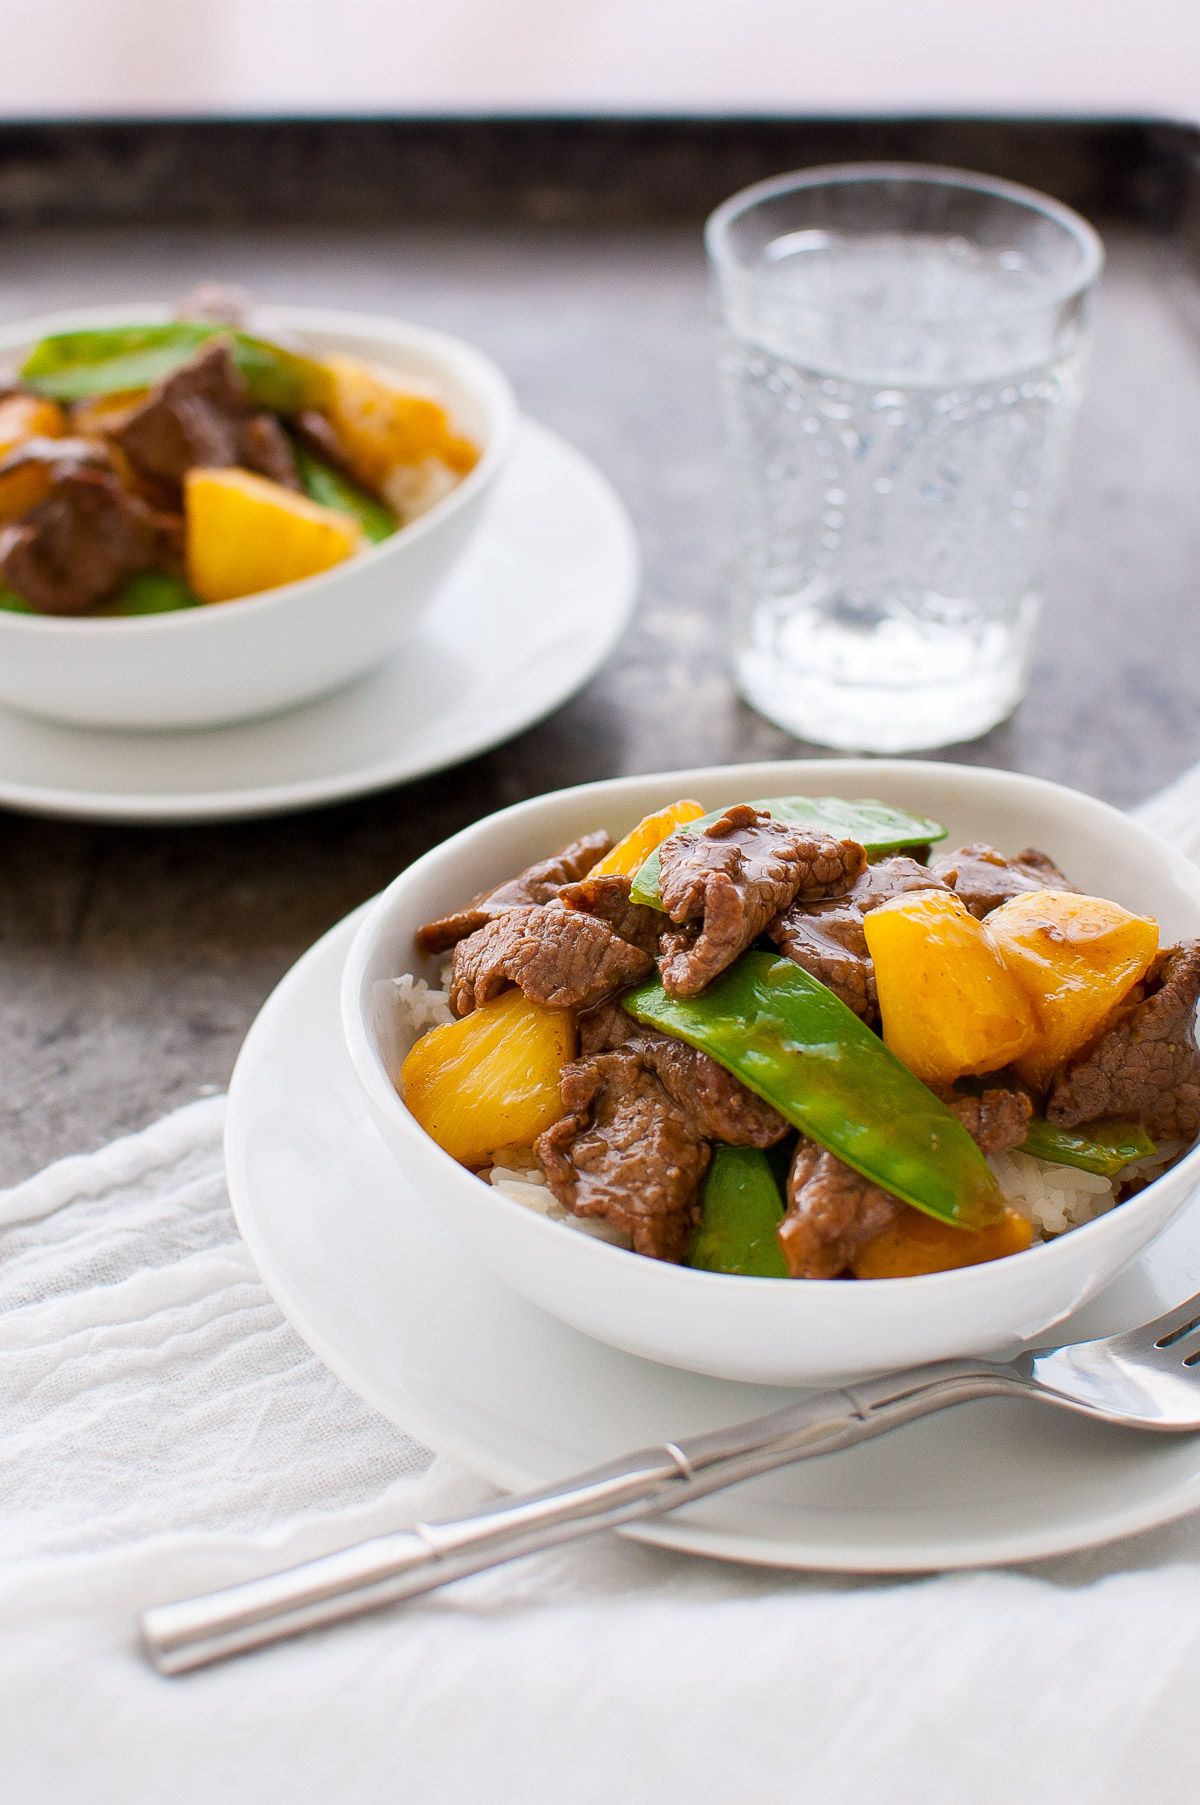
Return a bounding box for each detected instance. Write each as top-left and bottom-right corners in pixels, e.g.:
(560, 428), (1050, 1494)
(0, 304), (516, 729)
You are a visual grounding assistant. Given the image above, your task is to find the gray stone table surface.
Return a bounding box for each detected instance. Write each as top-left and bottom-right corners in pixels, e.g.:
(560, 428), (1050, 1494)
(2, 218), (1200, 1184)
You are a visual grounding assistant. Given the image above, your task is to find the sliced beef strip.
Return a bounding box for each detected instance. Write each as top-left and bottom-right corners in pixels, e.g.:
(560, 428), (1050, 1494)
(114, 339), (246, 481)
(416, 830), (612, 955)
(450, 903), (652, 1017)
(0, 466), (182, 615)
(292, 409), (354, 473)
(535, 1050), (709, 1261)
(556, 872), (665, 957)
(657, 919), (699, 978)
(577, 997), (666, 1058)
(766, 873), (905, 1021)
(238, 413), (303, 490)
(777, 1137), (904, 1280)
(113, 338), (300, 492)
(930, 842), (1078, 920)
(1046, 940), (1200, 1141)
(657, 804), (867, 997)
(930, 1083), (1033, 1154)
(769, 856), (947, 1020)
(856, 854), (948, 904)
(577, 998), (790, 1147)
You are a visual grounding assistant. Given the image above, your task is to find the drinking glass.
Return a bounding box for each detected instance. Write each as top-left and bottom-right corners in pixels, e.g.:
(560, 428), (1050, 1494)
(705, 163), (1104, 752)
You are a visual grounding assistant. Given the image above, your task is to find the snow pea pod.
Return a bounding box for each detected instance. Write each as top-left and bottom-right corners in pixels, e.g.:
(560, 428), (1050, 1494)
(94, 569), (200, 616)
(687, 1146), (789, 1277)
(292, 441), (396, 543)
(1020, 1115), (1155, 1178)
(623, 951), (1003, 1230)
(629, 796), (946, 911)
(20, 323), (332, 413)
(2, 568), (201, 617)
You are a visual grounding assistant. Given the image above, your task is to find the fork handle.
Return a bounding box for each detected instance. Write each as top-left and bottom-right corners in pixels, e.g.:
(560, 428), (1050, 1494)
(140, 1360), (1018, 1674)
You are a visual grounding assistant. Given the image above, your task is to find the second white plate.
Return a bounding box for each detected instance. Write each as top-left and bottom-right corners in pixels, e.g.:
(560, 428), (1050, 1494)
(0, 418), (637, 823)
(225, 908), (1200, 1573)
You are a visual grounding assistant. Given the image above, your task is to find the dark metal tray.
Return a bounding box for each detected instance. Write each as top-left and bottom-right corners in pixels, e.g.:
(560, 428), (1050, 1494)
(2, 115), (1199, 1178)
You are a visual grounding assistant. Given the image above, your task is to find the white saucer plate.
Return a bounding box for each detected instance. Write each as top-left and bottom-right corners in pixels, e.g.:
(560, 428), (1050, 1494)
(226, 909), (1200, 1573)
(0, 419), (636, 824)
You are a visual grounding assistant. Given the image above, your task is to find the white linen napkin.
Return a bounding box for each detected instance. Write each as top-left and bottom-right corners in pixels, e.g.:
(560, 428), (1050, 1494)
(6, 778), (1200, 1805)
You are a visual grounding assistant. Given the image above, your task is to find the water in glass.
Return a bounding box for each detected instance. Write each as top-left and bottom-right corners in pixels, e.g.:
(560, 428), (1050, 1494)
(719, 229), (1089, 751)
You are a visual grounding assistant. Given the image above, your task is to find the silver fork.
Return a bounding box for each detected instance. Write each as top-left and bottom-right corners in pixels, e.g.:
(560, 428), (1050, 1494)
(140, 1291), (1200, 1675)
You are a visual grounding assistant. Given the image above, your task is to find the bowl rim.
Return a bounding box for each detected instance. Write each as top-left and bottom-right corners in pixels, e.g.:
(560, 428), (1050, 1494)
(0, 301), (518, 636)
(340, 756), (1200, 1298)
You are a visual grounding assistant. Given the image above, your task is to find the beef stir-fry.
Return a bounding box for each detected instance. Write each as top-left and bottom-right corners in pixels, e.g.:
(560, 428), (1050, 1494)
(0, 288), (476, 618)
(395, 795), (1200, 1281)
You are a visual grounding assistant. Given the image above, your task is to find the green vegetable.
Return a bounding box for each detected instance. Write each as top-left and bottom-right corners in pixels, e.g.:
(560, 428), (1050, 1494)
(292, 441), (396, 544)
(20, 322), (213, 398)
(95, 569), (202, 617)
(630, 796), (946, 911)
(687, 1146), (789, 1276)
(20, 323), (332, 413)
(0, 566), (201, 617)
(624, 951), (1002, 1230)
(1020, 1115), (1156, 1178)
(0, 570), (200, 618)
(231, 334), (333, 415)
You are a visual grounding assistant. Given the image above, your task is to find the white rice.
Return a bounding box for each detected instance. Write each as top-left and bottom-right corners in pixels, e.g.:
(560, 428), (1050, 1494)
(378, 966), (1161, 1251)
(1114, 1139), (1187, 1195)
(382, 457), (459, 522)
(489, 1161), (633, 1248)
(372, 972), (454, 1093)
(986, 1148), (1117, 1240)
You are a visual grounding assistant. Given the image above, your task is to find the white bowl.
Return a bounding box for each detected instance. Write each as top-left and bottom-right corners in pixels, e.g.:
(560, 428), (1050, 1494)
(0, 303), (516, 729)
(340, 759), (1200, 1386)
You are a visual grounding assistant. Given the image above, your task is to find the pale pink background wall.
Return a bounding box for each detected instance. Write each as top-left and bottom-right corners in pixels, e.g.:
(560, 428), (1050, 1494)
(1, 0), (1197, 122)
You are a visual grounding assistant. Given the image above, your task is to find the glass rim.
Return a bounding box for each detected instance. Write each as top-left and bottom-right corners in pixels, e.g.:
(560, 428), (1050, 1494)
(704, 161), (1105, 323)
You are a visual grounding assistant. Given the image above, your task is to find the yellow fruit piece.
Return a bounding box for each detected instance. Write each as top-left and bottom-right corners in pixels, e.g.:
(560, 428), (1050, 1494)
(851, 1204), (1033, 1280)
(0, 397), (68, 522)
(325, 355), (476, 493)
(590, 798), (707, 880)
(0, 393), (66, 459)
(400, 986), (576, 1168)
(863, 888), (1038, 1085)
(0, 458), (52, 525)
(986, 890), (1159, 1093)
(442, 434), (479, 475)
(70, 389), (149, 436)
(184, 467), (362, 604)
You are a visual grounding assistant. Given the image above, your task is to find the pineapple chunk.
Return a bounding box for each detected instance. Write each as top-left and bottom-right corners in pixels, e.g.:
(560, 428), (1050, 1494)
(70, 388), (149, 437)
(863, 888), (1038, 1084)
(0, 393), (66, 458)
(986, 890), (1159, 1093)
(325, 354), (477, 497)
(851, 1205), (1033, 1279)
(0, 396), (69, 521)
(400, 986), (575, 1168)
(590, 799), (707, 880)
(0, 454), (53, 525)
(184, 467), (363, 604)
(442, 434), (478, 474)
